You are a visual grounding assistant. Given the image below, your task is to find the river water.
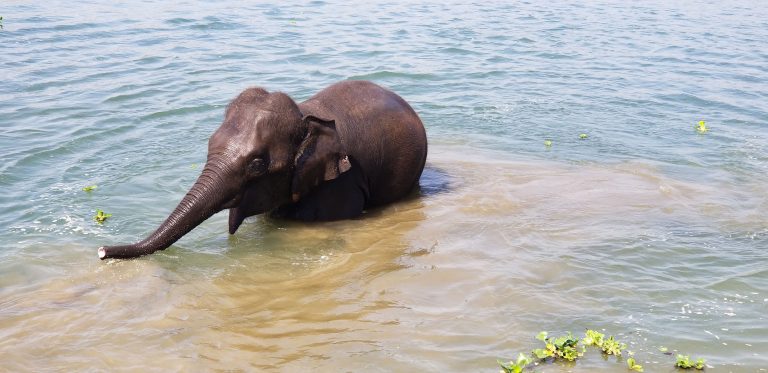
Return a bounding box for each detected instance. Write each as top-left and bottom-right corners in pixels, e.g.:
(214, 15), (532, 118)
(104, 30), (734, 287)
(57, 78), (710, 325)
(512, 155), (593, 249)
(1, 1), (767, 372)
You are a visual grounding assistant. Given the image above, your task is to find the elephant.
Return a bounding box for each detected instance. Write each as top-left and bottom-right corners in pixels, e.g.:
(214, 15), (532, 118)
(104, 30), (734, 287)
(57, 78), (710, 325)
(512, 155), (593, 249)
(98, 80), (428, 259)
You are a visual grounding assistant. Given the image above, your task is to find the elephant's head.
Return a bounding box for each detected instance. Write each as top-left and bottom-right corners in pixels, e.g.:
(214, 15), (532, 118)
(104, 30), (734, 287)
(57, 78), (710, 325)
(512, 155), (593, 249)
(98, 88), (350, 259)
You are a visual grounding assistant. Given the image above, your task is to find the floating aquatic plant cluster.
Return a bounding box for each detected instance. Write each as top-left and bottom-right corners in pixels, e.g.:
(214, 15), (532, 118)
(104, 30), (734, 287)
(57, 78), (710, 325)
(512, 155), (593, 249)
(544, 120), (708, 148)
(531, 331), (583, 362)
(93, 209), (112, 224)
(676, 354), (707, 370)
(81, 185), (112, 224)
(498, 329), (707, 372)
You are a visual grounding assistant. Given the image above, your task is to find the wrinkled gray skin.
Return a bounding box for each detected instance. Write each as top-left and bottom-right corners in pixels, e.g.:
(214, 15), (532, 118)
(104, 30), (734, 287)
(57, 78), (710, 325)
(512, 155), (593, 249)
(98, 80), (427, 259)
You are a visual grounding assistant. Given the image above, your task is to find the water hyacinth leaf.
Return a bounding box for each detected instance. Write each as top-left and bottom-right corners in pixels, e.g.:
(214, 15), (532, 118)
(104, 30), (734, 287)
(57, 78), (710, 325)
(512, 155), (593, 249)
(627, 357), (643, 372)
(696, 120), (708, 133)
(94, 209), (112, 224)
(82, 185), (97, 192)
(534, 332), (583, 362)
(583, 329), (605, 346)
(516, 352), (532, 367)
(695, 359), (706, 370)
(498, 352), (533, 373)
(532, 348), (551, 359)
(600, 335), (626, 356)
(675, 354), (706, 370)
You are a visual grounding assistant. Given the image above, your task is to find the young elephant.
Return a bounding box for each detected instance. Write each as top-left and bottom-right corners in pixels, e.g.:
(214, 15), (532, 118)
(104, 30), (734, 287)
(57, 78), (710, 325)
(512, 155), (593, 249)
(98, 80), (427, 259)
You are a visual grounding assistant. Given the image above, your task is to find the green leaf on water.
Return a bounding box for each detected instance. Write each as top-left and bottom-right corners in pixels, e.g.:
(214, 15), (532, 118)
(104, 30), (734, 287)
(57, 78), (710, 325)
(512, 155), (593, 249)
(675, 354), (706, 370)
(627, 356), (644, 372)
(82, 185), (97, 192)
(532, 348), (551, 359)
(544, 140), (553, 147)
(532, 332), (583, 362)
(94, 209), (112, 224)
(498, 352), (533, 373)
(583, 330), (625, 356)
(583, 329), (605, 347)
(579, 133), (588, 139)
(600, 335), (626, 356)
(696, 120), (708, 133)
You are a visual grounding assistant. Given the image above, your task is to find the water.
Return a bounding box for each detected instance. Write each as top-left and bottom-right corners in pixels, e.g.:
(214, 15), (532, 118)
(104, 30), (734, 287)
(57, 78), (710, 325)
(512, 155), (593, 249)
(1, 1), (767, 371)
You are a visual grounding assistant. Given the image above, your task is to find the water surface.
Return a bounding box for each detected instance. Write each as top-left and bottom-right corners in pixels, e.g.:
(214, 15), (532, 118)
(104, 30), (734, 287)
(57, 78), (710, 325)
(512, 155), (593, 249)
(1, 1), (767, 371)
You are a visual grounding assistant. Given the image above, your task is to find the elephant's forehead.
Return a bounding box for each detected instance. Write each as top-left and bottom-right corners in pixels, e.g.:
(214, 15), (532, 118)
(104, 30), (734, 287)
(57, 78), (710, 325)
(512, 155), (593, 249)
(210, 111), (286, 154)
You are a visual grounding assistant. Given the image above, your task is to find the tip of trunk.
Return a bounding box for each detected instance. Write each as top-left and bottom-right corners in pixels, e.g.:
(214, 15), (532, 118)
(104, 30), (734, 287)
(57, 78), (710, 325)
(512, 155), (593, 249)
(98, 243), (159, 260)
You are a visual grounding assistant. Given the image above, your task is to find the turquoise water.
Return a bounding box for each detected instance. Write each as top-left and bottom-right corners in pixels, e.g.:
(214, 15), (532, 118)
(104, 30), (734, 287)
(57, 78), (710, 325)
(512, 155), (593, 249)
(1, 1), (767, 371)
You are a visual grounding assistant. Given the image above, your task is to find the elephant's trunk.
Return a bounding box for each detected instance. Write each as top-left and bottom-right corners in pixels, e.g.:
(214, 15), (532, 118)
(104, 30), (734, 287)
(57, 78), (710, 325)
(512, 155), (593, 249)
(98, 157), (236, 260)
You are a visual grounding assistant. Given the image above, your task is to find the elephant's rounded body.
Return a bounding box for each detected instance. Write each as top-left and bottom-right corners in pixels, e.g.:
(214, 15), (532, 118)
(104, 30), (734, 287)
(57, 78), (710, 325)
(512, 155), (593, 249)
(299, 80), (427, 207)
(98, 80), (427, 259)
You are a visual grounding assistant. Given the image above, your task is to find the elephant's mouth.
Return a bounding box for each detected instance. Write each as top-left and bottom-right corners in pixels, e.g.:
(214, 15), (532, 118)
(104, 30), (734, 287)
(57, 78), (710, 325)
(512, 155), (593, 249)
(225, 171), (294, 235)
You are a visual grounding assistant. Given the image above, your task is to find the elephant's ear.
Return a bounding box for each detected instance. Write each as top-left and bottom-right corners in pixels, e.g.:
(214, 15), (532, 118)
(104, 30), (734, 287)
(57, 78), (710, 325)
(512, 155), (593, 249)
(291, 115), (352, 202)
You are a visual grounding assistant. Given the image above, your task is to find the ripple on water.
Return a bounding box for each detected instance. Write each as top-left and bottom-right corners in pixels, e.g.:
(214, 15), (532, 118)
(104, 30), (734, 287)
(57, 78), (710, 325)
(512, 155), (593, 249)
(1, 1), (768, 371)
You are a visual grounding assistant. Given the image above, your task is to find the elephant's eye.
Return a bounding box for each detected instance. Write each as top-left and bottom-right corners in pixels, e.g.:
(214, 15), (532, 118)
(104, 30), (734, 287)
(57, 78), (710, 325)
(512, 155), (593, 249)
(247, 157), (267, 176)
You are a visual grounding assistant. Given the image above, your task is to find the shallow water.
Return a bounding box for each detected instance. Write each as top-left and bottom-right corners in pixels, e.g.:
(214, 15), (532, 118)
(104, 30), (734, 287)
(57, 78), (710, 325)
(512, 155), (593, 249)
(1, 1), (767, 371)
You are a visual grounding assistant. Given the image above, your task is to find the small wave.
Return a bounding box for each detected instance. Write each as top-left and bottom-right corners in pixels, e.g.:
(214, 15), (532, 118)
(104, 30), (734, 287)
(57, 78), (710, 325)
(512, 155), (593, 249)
(140, 105), (218, 121)
(438, 47), (480, 56)
(165, 18), (196, 25)
(102, 89), (166, 104)
(189, 17), (243, 31)
(535, 51), (576, 60)
(16, 21), (105, 34)
(347, 71), (440, 81)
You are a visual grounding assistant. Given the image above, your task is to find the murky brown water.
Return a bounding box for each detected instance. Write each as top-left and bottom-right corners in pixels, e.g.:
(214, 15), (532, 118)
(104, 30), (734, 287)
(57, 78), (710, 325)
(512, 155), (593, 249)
(4, 1), (768, 371)
(2, 145), (765, 372)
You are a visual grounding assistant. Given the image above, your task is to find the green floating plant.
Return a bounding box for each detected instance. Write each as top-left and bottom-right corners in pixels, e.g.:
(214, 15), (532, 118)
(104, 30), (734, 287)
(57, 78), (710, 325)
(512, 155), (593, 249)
(579, 133), (588, 139)
(94, 209), (112, 224)
(675, 354), (705, 370)
(696, 120), (708, 133)
(0, 16), (4, 30)
(498, 352), (533, 373)
(544, 140), (553, 147)
(82, 185), (97, 192)
(496, 329), (702, 372)
(583, 330), (626, 356)
(601, 336), (626, 356)
(582, 329), (604, 347)
(627, 354), (644, 372)
(532, 331), (584, 362)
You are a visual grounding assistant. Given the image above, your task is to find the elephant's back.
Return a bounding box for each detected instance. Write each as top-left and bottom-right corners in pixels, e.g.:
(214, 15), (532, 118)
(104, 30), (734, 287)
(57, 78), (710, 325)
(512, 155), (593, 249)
(300, 80), (427, 206)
